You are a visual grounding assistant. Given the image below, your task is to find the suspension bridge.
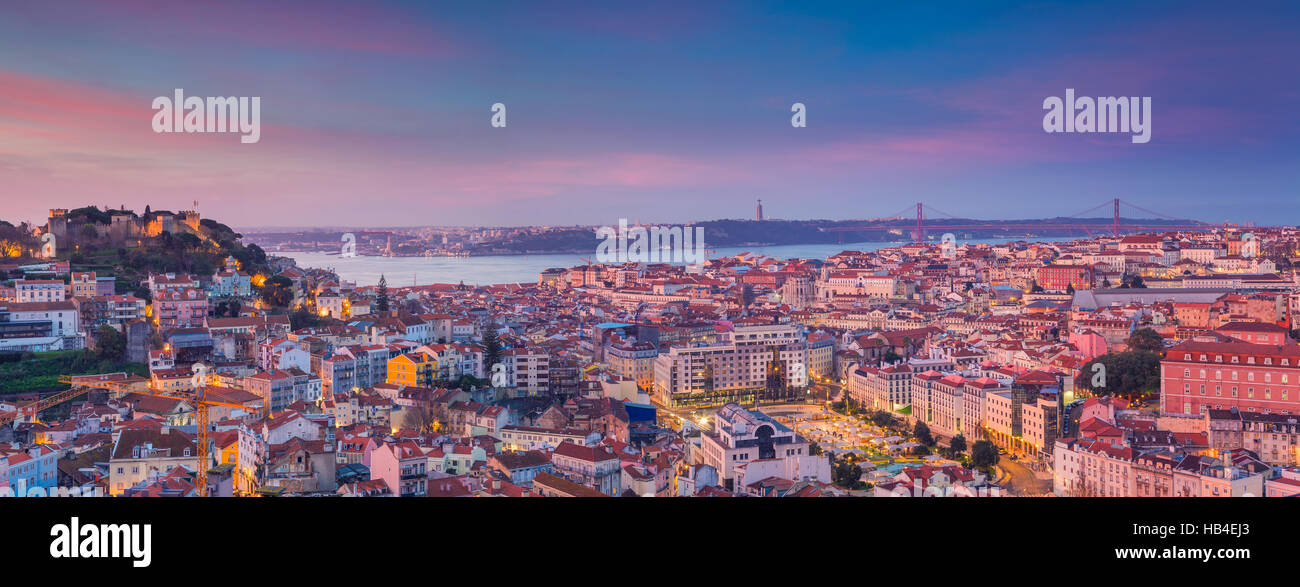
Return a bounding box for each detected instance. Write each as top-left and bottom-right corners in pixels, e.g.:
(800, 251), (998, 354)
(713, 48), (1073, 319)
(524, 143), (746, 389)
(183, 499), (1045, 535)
(822, 198), (1251, 242)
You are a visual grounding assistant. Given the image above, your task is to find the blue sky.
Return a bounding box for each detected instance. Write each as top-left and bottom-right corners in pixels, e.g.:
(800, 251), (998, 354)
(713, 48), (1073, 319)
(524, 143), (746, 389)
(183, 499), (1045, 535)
(0, 0), (1296, 227)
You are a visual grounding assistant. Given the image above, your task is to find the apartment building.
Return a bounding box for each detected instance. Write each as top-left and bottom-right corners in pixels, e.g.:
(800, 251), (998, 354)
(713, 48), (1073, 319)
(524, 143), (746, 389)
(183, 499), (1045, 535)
(108, 428), (198, 496)
(847, 363), (912, 412)
(653, 323), (808, 408)
(1161, 339), (1300, 416)
(1205, 408), (1300, 465)
(550, 440), (621, 496)
(14, 279), (65, 303)
(505, 347), (550, 396)
(387, 352), (437, 388)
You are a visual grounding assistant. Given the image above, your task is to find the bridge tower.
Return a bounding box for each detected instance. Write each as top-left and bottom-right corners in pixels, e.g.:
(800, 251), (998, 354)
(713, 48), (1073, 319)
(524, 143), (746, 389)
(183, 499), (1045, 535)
(1113, 198), (1120, 237)
(915, 202), (924, 242)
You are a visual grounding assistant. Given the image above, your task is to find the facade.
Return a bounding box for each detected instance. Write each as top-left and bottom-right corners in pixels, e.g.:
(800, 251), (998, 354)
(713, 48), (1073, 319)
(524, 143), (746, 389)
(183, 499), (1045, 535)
(210, 268), (252, 297)
(108, 428), (198, 496)
(605, 340), (658, 390)
(70, 272), (99, 299)
(370, 440), (428, 497)
(698, 403), (813, 488)
(15, 279), (65, 303)
(817, 271), (898, 300)
(1034, 264), (1093, 292)
(489, 451), (554, 486)
(1052, 438), (1134, 497)
(387, 352), (437, 388)
(1022, 394), (1060, 458)
(0, 301), (81, 352)
(499, 426), (595, 451)
(848, 363), (913, 412)
(550, 441), (621, 496)
(1161, 339), (1300, 416)
(154, 287), (209, 330)
(1205, 408), (1300, 466)
(504, 347), (550, 395)
(244, 371), (300, 413)
(653, 323), (808, 408)
(1, 445), (59, 495)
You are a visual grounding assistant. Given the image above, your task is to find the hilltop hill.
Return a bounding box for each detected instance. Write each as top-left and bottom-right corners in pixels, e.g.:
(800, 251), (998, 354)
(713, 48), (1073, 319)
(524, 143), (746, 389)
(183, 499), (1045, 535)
(3, 206), (271, 298)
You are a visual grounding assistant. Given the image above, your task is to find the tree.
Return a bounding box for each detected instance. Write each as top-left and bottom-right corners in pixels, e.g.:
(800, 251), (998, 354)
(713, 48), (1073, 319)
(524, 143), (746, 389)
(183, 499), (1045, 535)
(971, 440), (999, 469)
(1029, 280), (1044, 293)
(259, 275), (294, 308)
(455, 374), (490, 390)
(175, 232), (202, 251)
(402, 404), (440, 434)
(1066, 283), (1075, 294)
(1126, 327), (1164, 354)
(374, 275), (390, 314)
(1121, 274), (1147, 289)
(289, 307), (322, 331)
(869, 410), (896, 430)
(93, 325), (126, 363)
(882, 350), (903, 364)
(809, 441), (823, 456)
(482, 323), (502, 370)
(913, 421), (934, 446)
(1076, 351), (1162, 398)
(741, 284), (755, 308)
(832, 459), (864, 490)
(949, 434), (968, 456)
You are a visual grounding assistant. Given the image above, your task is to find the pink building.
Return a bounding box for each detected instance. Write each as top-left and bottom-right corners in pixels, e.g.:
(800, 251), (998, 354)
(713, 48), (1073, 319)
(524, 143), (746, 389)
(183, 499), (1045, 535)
(1161, 339), (1300, 416)
(369, 440), (428, 497)
(1067, 329), (1107, 360)
(154, 287), (208, 330)
(1215, 322), (1290, 346)
(1052, 437), (1135, 497)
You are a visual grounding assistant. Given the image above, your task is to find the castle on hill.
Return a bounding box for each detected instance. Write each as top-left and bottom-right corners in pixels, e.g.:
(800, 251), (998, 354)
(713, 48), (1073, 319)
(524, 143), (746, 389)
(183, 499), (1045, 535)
(46, 206), (203, 246)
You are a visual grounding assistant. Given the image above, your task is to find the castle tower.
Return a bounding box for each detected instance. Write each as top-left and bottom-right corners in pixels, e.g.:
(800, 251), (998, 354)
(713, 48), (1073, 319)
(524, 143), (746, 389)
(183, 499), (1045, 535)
(47, 209), (69, 241)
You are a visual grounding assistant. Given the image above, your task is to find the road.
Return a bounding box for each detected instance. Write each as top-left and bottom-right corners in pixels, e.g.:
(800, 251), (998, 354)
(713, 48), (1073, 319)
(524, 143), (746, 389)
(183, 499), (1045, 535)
(997, 458), (1053, 496)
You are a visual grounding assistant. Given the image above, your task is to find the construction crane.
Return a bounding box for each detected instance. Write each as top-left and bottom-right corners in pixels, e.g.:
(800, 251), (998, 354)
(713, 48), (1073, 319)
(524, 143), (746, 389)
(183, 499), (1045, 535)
(1, 382), (105, 427)
(54, 374), (267, 497)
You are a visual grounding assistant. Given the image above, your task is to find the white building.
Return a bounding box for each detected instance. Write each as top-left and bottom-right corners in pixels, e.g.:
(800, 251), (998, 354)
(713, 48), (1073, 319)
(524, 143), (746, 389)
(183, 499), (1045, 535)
(15, 280), (65, 303)
(698, 403), (821, 490)
(653, 323), (808, 408)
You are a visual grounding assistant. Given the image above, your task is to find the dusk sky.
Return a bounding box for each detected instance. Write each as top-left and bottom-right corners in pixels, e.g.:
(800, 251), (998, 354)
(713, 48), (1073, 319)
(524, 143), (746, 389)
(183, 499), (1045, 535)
(1, 1), (1297, 229)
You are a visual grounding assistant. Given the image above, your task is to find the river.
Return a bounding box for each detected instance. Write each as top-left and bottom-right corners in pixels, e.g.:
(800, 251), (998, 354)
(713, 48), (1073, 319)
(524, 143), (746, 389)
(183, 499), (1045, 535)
(280, 237), (1074, 287)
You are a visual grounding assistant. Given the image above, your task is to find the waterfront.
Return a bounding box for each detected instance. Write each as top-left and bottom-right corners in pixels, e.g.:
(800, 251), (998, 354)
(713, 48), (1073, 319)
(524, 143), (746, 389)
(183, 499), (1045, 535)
(283, 237), (1075, 286)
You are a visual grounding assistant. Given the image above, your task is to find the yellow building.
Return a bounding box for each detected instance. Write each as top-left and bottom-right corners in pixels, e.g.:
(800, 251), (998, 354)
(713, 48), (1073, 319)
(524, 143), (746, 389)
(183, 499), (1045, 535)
(387, 352), (438, 387)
